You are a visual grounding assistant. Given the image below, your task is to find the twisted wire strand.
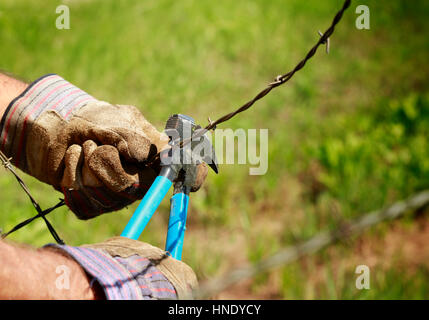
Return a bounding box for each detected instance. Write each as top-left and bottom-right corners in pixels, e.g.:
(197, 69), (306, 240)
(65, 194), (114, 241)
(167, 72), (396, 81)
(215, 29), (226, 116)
(149, 0), (352, 160)
(0, 150), (65, 244)
(203, 0), (351, 131)
(195, 190), (429, 298)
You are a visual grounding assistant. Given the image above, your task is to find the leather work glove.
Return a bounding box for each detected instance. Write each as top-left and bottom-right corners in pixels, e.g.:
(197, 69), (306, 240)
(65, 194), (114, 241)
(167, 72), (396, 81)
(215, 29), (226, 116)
(46, 236), (199, 299)
(0, 74), (207, 219)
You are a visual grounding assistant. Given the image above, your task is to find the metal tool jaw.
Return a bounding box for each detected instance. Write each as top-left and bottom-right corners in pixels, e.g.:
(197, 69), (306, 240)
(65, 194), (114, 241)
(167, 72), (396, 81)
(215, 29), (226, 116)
(121, 114), (218, 260)
(161, 113), (218, 184)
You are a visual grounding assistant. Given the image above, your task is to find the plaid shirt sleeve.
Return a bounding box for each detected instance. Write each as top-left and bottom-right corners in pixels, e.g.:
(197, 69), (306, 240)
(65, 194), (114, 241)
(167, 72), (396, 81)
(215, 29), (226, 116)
(0, 74), (98, 169)
(45, 244), (178, 300)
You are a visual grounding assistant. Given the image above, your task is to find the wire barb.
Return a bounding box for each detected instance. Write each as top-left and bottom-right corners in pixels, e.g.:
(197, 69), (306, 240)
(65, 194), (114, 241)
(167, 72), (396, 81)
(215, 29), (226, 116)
(207, 117), (216, 130)
(318, 30), (330, 54)
(268, 75), (284, 86)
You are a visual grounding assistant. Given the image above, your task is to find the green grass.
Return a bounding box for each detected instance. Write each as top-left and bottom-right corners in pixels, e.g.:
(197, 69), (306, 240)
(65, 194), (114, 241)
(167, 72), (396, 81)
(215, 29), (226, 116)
(0, 0), (428, 299)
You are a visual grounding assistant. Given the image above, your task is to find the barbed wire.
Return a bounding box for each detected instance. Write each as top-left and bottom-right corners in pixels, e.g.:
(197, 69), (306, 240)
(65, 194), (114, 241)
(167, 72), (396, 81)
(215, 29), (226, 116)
(0, 150), (65, 244)
(194, 190), (429, 299)
(201, 0), (351, 132)
(148, 0), (352, 160)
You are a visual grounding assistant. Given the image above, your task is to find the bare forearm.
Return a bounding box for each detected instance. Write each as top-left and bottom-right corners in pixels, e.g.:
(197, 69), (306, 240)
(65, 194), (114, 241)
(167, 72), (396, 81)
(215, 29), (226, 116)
(0, 73), (28, 117)
(0, 240), (102, 299)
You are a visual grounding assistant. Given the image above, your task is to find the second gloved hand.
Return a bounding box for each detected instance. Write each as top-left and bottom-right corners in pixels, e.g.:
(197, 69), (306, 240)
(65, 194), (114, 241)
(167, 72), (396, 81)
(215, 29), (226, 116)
(0, 74), (207, 219)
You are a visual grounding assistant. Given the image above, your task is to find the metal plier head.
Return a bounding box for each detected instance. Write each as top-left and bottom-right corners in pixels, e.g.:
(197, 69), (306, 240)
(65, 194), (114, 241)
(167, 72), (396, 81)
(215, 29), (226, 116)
(160, 114), (218, 190)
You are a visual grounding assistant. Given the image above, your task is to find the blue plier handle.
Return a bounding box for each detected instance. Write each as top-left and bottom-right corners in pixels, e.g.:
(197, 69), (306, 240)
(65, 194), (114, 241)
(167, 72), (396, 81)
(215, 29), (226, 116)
(120, 166), (188, 260)
(120, 114), (218, 261)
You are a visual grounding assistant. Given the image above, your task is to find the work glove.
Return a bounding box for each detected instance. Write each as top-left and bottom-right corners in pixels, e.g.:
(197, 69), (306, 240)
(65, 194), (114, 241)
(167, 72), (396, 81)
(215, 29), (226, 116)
(0, 74), (207, 219)
(46, 236), (198, 299)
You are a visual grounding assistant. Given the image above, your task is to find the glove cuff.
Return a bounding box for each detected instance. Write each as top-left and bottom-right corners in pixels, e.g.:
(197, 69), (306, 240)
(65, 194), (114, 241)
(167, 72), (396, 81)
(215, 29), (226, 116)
(45, 243), (178, 300)
(0, 74), (98, 169)
(84, 236), (199, 299)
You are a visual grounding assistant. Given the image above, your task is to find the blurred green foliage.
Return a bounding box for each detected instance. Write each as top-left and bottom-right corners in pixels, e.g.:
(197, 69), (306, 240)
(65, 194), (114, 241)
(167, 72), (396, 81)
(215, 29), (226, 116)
(313, 94), (429, 216)
(0, 0), (428, 299)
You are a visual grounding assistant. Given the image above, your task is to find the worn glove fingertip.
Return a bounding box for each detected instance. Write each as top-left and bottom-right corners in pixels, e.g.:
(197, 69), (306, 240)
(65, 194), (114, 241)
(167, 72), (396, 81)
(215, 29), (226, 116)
(61, 144), (83, 189)
(82, 140), (103, 187)
(191, 162), (208, 192)
(88, 145), (136, 192)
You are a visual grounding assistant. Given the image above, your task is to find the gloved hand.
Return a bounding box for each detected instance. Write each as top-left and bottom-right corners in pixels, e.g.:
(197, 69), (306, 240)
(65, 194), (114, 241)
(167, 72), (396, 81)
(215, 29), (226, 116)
(46, 236), (199, 299)
(0, 74), (207, 219)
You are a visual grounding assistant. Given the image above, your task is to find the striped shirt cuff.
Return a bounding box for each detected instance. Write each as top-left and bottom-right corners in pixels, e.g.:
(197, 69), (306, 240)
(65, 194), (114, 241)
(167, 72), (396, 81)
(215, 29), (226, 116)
(0, 74), (98, 168)
(45, 244), (178, 300)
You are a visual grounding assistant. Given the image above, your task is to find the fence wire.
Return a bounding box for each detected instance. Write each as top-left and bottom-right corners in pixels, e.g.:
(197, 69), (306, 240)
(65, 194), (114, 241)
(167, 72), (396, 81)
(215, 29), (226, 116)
(0, 150), (65, 244)
(195, 190), (429, 299)
(148, 0), (352, 159)
(201, 0), (351, 132)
